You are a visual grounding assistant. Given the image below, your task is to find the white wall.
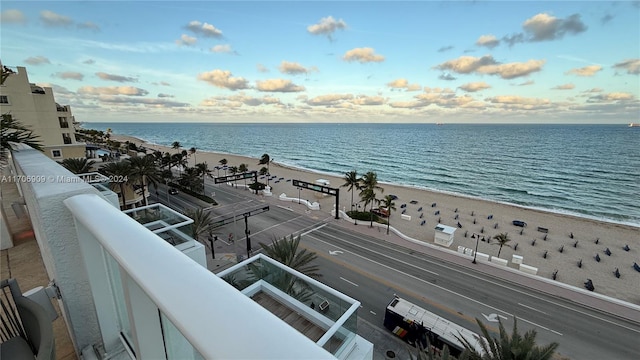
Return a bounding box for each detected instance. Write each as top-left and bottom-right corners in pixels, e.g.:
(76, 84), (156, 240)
(11, 146), (103, 352)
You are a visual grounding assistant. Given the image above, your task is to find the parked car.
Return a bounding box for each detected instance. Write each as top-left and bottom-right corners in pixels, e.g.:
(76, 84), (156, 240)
(512, 220), (527, 227)
(168, 188), (179, 195)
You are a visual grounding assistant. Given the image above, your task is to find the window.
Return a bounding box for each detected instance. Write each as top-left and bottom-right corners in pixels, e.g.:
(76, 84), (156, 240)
(0, 95), (8, 104)
(51, 150), (62, 158)
(59, 117), (69, 128)
(62, 133), (72, 144)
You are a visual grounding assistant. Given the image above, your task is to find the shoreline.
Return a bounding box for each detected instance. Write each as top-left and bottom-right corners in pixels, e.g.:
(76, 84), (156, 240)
(110, 132), (638, 228)
(109, 133), (640, 304)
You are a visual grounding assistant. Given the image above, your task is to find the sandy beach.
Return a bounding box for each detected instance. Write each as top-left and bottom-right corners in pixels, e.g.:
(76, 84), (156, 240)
(111, 134), (640, 305)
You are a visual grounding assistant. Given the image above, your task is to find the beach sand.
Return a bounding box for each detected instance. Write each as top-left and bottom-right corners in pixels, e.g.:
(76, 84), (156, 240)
(111, 135), (640, 305)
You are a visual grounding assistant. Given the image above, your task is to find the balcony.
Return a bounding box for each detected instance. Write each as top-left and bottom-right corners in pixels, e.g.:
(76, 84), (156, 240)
(217, 254), (361, 358)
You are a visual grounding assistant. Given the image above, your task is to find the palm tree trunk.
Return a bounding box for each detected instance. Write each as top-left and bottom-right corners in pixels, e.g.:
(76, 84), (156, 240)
(350, 190), (354, 212)
(119, 183), (126, 210)
(387, 216), (390, 235)
(141, 178), (148, 206)
(370, 203), (374, 227)
(498, 245), (503, 258)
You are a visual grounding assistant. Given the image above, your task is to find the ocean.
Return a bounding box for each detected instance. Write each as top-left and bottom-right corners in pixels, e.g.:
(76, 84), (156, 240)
(86, 123), (640, 226)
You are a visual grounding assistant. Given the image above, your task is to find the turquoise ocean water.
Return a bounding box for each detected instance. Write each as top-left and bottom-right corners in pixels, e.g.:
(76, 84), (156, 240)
(87, 123), (640, 226)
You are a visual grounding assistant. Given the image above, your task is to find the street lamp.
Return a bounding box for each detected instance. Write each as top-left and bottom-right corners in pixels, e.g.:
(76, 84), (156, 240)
(298, 187), (301, 204)
(471, 233), (480, 264)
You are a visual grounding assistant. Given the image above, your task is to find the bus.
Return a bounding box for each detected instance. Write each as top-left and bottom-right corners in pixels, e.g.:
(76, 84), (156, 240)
(383, 296), (485, 356)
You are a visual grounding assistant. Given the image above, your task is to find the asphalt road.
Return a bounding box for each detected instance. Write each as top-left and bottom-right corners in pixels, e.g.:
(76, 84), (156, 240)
(150, 180), (640, 359)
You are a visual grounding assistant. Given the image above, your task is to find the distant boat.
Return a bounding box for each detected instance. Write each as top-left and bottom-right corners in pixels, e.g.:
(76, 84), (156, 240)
(435, 122), (444, 126)
(629, 123), (640, 127)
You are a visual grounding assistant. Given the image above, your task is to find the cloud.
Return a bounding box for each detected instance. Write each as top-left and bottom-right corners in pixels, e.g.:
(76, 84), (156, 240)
(600, 13), (614, 25)
(459, 82), (491, 92)
(435, 55), (498, 74)
(40, 10), (72, 27)
(158, 93), (174, 98)
(255, 79), (305, 92)
(476, 35), (500, 49)
(307, 16), (347, 40)
(211, 44), (234, 53)
(486, 95), (551, 108)
(256, 64), (269, 73)
(98, 96), (190, 108)
(437, 55), (547, 80)
(612, 59), (640, 75)
(1, 9), (26, 24)
(587, 92), (634, 102)
(54, 72), (84, 80)
(278, 61), (316, 75)
(306, 94), (353, 106)
(386, 78), (421, 91)
(526, 13), (588, 42)
(515, 80), (535, 86)
(388, 101), (429, 109)
(24, 56), (51, 65)
(197, 70), (249, 91)
(96, 72), (137, 82)
(343, 47), (385, 63)
(78, 86), (149, 96)
(186, 20), (223, 38)
(582, 88), (603, 93)
(82, 59), (95, 65)
(351, 95), (386, 106)
(438, 73), (457, 81)
(77, 21), (100, 32)
(552, 83), (575, 90)
(437, 45), (454, 52)
(565, 65), (602, 77)
(175, 34), (197, 46)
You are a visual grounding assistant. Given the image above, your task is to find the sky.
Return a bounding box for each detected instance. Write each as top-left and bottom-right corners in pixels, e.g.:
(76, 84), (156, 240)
(1, 1), (639, 124)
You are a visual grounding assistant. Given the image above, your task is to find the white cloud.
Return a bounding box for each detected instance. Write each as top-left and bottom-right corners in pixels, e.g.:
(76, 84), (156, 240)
(612, 59), (640, 75)
(24, 56), (51, 65)
(587, 92), (634, 102)
(197, 70), (249, 91)
(96, 72), (137, 82)
(186, 20), (223, 38)
(1, 9), (26, 24)
(77, 21), (100, 32)
(459, 82), (491, 92)
(306, 93), (353, 106)
(523, 13), (587, 42)
(278, 61), (316, 75)
(351, 95), (386, 106)
(307, 16), (347, 39)
(565, 65), (602, 77)
(552, 83), (575, 90)
(211, 44), (233, 53)
(343, 48), (385, 63)
(255, 79), (305, 92)
(476, 35), (499, 49)
(54, 72), (84, 80)
(40, 10), (72, 27)
(78, 86), (149, 96)
(175, 34), (197, 46)
(256, 64), (269, 73)
(386, 78), (421, 91)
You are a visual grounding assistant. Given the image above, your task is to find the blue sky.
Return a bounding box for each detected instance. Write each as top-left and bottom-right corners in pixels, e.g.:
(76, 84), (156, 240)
(1, 1), (639, 123)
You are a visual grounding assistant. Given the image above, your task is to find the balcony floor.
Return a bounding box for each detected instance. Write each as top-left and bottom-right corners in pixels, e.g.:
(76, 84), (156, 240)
(251, 291), (343, 351)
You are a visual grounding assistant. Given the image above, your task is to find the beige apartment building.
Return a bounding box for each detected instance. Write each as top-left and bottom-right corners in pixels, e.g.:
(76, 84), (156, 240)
(1, 65), (86, 160)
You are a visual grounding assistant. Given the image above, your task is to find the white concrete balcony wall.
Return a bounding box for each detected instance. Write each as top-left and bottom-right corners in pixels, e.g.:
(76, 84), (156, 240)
(64, 193), (336, 359)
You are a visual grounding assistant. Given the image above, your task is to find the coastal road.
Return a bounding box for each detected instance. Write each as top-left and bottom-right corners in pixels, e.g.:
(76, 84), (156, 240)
(299, 223), (640, 360)
(151, 183), (640, 359)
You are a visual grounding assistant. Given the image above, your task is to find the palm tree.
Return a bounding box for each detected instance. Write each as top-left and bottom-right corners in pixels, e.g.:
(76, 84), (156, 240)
(457, 317), (559, 360)
(1, 114), (43, 161)
(259, 234), (321, 279)
(59, 158), (96, 174)
(229, 165), (238, 187)
(171, 153), (187, 174)
(195, 162), (213, 194)
(238, 163), (249, 187)
(128, 155), (160, 207)
(99, 161), (132, 210)
(409, 341), (455, 360)
(189, 147), (197, 166)
(492, 233), (512, 258)
(171, 141), (181, 152)
(258, 153), (270, 186)
(219, 158), (228, 176)
(185, 208), (214, 241)
(179, 167), (202, 193)
(342, 170), (360, 212)
(360, 171), (383, 227)
(381, 194), (397, 235)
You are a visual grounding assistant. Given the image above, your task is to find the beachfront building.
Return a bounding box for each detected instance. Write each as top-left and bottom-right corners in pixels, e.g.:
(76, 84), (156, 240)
(1, 65), (86, 160)
(1, 144), (373, 359)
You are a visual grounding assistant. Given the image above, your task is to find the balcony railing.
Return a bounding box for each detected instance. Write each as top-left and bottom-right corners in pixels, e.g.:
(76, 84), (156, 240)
(64, 194), (334, 359)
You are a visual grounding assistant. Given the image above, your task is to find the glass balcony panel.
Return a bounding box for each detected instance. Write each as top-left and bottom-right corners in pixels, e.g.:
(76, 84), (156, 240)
(104, 251), (132, 346)
(160, 312), (205, 360)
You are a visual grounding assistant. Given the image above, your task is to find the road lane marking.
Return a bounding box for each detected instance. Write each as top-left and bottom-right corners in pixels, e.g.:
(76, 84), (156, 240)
(519, 317), (563, 336)
(301, 223), (327, 236)
(518, 303), (548, 315)
(340, 277), (359, 287)
(321, 224), (640, 333)
(370, 311), (377, 316)
(329, 250), (344, 255)
(235, 215), (305, 240)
